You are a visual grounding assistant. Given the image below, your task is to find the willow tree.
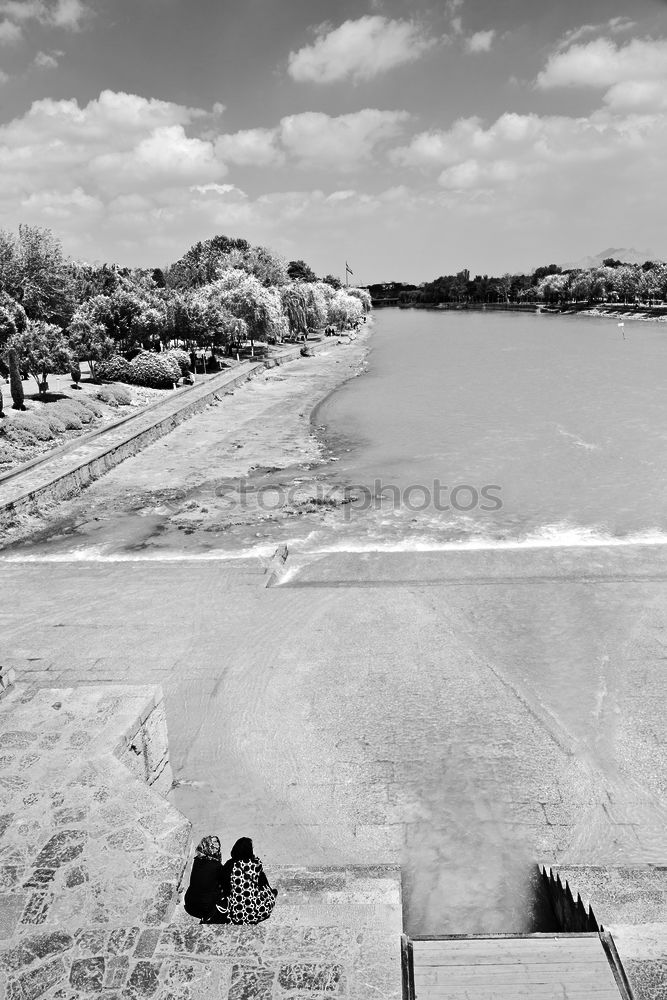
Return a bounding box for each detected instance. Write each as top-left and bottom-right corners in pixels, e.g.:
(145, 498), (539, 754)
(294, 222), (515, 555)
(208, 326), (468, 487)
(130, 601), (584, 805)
(280, 284), (309, 340)
(210, 270), (287, 352)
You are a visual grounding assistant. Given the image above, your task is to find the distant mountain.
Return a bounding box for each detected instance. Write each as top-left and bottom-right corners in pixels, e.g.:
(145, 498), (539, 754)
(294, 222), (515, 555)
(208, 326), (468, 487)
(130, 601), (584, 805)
(563, 247), (665, 269)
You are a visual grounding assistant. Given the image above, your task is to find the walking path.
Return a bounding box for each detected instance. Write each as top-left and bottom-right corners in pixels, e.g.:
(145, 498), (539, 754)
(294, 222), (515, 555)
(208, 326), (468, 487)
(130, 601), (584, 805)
(0, 344), (310, 524)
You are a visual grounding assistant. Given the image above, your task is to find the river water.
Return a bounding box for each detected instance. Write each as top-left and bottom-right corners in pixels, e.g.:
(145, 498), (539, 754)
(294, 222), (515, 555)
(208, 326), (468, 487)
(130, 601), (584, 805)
(295, 308), (667, 557)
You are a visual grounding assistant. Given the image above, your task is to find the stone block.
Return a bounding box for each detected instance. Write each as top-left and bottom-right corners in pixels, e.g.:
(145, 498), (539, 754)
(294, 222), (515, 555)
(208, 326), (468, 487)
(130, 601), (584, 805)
(69, 956), (104, 992)
(0, 894), (28, 941)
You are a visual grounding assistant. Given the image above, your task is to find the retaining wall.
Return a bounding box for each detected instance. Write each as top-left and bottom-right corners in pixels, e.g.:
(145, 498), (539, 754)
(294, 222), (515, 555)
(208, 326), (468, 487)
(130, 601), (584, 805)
(0, 344), (311, 526)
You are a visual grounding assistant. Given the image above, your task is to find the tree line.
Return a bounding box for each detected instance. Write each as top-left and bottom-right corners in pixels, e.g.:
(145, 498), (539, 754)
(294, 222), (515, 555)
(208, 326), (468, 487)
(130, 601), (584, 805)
(0, 225), (371, 404)
(369, 258), (667, 307)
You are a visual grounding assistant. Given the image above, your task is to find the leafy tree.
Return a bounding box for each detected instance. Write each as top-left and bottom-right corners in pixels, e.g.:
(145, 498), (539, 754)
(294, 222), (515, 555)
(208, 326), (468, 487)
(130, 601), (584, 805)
(346, 287), (372, 312)
(287, 259), (317, 282)
(0, 225), (75, 325)
(280, 284), (310, 338)
(322, 274), (342, 290)
(67, 311), (114, 380)
(7, 321), (72, 396)
(0, 291), (28, 351)
(167, 235), (251, 288)
(224, 245), (289, 287)
(533, 264), (562, 283)
(211, 270), (287, 348)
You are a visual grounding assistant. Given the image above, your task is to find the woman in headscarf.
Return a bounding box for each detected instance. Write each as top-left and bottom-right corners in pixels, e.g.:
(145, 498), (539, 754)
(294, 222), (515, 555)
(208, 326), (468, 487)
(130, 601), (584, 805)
(218, 837), (277, 925)
(183, 835), (228, 923)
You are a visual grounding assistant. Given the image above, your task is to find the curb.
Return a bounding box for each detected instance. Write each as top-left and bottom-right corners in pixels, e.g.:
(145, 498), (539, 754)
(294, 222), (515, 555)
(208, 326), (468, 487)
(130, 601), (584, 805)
(0, 343), (317, 524)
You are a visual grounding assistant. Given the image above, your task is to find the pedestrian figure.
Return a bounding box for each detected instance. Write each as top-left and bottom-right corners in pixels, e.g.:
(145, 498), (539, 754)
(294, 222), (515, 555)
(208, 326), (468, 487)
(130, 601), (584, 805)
(183, 835), (228, 923)
(218, 837), (277, 924)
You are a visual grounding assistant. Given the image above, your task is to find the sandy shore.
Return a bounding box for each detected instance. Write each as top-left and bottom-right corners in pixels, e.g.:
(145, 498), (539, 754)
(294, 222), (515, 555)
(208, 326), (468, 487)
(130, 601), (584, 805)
(0, 330), (371, 555)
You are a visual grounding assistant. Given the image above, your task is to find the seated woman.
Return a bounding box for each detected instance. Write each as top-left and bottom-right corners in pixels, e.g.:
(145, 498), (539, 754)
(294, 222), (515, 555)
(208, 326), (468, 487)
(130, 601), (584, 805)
(183, 835), (228, 923)
(219, 837), (278, 925)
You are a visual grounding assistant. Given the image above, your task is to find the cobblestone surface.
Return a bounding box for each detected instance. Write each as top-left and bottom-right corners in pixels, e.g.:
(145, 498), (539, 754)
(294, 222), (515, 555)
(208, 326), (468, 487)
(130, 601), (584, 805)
(0, 685), (402, 1000)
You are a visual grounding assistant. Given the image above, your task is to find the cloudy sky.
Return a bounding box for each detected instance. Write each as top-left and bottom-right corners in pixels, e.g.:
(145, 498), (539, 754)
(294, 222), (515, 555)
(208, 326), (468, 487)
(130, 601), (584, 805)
(1, 0), (667, 281)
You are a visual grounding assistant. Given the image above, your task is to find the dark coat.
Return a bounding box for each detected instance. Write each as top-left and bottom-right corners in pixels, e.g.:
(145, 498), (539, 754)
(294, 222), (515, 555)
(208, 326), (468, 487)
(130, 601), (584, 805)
(183, 856), (225, 921)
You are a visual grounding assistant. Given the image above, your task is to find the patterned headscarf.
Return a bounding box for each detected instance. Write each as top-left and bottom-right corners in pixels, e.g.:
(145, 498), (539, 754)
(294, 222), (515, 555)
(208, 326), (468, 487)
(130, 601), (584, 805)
(195, 835), (221, 860)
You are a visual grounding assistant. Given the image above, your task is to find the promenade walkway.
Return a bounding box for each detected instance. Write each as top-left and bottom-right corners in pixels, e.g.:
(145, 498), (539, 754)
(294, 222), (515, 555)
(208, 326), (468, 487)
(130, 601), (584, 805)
(0, 344), (309, 524)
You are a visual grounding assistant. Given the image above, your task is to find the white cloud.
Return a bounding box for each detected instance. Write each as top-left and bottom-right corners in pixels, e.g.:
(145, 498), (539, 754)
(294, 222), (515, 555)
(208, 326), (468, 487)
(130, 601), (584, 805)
(466, 30), (495, 53)
(603, 79), (667, 112)
(287, 15), (435, 83)
(556, 16), (636, 50)
(390, 106), (667, 196)
(279, 109), (409, 170)
(0, 17), (20, 42)
(0, 90), (222, 201)
(34, 49), (62, 68)
(50, 0), (86, 29)
(0, 0), (87, 30)
(215, 127), (283, 167)
(0, 90), (415, 267)
(537, 37), (667, 90)
(215, 109), (409, 171)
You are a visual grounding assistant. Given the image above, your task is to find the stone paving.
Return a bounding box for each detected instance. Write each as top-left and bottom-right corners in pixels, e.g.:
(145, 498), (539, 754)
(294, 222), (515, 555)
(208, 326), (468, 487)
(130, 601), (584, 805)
(0, 683), (403, 1000)
(553, 865), (667, 1000)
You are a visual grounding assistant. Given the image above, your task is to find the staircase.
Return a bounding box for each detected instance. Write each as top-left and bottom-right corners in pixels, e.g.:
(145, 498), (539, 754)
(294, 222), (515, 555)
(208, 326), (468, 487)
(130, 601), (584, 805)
(405, 932), (627, 1000)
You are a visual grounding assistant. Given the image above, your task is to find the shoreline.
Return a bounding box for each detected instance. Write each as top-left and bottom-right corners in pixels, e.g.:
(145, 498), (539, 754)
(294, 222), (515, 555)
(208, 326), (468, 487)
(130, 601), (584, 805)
(0, 329), (374, 555)
(380, 302), (667, 322)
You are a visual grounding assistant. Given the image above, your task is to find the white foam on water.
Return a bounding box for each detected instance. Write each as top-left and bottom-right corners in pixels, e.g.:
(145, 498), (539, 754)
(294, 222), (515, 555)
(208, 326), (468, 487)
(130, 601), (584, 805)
(294, 523), (667, 554)
(0, 542), (280, 563)
(274, 523), (667, 583)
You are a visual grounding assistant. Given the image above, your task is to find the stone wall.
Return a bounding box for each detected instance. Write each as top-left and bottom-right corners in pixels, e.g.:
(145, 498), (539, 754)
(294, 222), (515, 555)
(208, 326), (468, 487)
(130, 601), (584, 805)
(115, 691), (173, 797)
(0, 663), (15, 700)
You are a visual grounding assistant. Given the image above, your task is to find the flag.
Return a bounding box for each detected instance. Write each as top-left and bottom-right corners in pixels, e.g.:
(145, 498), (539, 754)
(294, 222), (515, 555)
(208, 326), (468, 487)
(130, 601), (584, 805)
(345, 262), (354, 276)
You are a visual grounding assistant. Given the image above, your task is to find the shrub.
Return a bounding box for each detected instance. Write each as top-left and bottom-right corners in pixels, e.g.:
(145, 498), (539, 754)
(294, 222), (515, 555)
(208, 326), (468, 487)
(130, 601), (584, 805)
(38, 410), (67, 434)
(95, 384), (132, 407)
(129, 351), (176, 389)
(75, 395), (103, 418)
(0, 421), (38, 447)
(14, 413), (54, 441)
(96, 355), (133, 383)
(165, 348), (191, 377)
(50, 402), (83, 430)
(0, 441), (17, 465)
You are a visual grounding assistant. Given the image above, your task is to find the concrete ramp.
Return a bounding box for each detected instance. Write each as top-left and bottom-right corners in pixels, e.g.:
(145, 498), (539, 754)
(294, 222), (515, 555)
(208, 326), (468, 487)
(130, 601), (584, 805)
(409, 933), (625, 999)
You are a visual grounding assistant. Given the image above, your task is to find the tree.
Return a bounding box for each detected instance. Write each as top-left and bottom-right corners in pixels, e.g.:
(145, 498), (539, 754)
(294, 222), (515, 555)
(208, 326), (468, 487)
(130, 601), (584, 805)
(67, 312), (114, 380)
(224, 245), (289, 287)
(167, 235), (251, 288)
(322, 274), (342, 290)
(7, 321), (72, 396)
(280, 284), (310, 338)
(287, 259), (317, 282)
(0, 291), (27, 351)
(0, 225), (75, 325)
(7, 348), (25, 410)
(346, 287), (372, 312)
(211, 270), (287, 349)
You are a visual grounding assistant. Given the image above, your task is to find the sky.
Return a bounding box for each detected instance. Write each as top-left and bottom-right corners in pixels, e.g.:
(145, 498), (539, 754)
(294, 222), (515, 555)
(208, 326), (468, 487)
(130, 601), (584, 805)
(1, 0), (667, 282)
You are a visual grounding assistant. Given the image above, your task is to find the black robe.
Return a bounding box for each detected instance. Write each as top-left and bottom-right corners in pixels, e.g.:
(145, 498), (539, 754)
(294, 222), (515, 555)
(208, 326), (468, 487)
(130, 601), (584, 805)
(183, 856), (226, 922)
